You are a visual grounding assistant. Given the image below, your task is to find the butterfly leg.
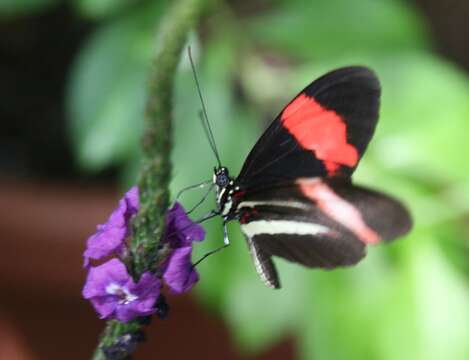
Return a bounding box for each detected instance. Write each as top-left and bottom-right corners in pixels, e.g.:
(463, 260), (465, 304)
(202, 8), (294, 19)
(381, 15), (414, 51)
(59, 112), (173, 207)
(193, 223), (230, 267)
(223, 222), (230, 245)
(187, 183), (215, 215)
(173, 180), (214, 215)
(175, 179), (212, 201)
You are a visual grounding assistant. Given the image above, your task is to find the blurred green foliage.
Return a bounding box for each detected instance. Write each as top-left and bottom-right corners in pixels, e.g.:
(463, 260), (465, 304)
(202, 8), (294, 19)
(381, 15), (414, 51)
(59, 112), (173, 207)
(5, 0), (467, 358)
(72, 0), (135, 18)
(0, 0), (58, 16)
(248, 0), (429, 60)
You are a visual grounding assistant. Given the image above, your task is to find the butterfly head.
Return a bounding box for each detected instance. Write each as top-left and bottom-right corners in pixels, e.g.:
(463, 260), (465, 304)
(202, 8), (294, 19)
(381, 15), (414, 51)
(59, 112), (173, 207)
(213, 166), (231, 188)
(213, 166), (237, 217)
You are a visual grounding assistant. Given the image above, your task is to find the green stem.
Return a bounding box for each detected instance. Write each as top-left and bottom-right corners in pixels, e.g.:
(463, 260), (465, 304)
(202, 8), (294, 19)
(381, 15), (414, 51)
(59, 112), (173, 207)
(92, 0), (215, 358)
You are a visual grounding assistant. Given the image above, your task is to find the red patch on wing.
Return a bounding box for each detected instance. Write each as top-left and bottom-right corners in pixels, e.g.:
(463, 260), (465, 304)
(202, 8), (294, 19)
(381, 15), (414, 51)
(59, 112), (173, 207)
(298, 178), (380, 245)
(240, 207), (258, 224)
(233, 190), (246, 199)
(281, 94), (358, 175)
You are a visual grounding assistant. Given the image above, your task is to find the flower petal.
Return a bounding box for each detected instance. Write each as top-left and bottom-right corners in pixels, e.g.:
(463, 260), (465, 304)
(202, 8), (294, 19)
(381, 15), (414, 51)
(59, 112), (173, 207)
(131, 272), (161, 298)
(82, 259), (130, 299)
(114, 303), (154, 323)
(89, 296), (118, 319)
(83, 225), (126, 267)
(83, 186), (140, 267)
(112, 272), (160, 322)
(124, 186), (139, 214)
(163, 246), (199, 294)
(83, 259), (161, 322)
(165, 202), (205, 248)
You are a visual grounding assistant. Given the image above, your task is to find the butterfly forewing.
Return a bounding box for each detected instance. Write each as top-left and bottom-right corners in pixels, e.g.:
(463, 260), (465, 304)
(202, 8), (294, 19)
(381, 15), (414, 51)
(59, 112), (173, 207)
(237, 67), (380, 188)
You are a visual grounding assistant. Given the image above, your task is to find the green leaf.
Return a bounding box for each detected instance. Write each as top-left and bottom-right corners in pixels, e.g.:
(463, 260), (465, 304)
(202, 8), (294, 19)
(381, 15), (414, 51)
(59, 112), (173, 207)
(407, 235), (469, 360)
(299, 231), (469, 360)
(67, 4), (164, 171)
(371, 54), (469, 183)
(225, 259), (310, 353)
(299, 253), (394, 360)
(72, 0), (140, 19)
(247, 0), (430, 60)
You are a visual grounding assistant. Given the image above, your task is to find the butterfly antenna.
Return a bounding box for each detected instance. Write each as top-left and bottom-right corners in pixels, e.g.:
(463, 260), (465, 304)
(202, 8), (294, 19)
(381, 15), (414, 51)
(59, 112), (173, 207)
(198, 110), (218, 163)
(188, 46), (222, 167)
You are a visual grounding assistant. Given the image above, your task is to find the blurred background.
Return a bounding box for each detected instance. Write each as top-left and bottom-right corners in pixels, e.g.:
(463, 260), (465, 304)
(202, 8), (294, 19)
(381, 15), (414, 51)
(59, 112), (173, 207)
(1, 0), (469, 359)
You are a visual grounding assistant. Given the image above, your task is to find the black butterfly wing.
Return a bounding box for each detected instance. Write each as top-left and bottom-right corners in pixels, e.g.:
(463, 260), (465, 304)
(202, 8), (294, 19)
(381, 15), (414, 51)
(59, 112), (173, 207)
(236, 179), (412, 288)
(236, 67), (380, 189)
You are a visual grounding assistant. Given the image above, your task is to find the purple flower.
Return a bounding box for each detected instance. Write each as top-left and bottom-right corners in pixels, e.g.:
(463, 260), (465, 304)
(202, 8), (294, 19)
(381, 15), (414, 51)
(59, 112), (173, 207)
(163, 247), (199, 294)
(82, 259), (160, 322)
(162, 203), (205, 294)
(83, 187), (139, 267)
(164, 202), (205, 248)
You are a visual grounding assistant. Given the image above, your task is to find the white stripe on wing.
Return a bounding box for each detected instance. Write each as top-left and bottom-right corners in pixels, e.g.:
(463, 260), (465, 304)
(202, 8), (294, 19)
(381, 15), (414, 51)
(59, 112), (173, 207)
(242, 220), (330, 238)
(238, 200), (310, 210)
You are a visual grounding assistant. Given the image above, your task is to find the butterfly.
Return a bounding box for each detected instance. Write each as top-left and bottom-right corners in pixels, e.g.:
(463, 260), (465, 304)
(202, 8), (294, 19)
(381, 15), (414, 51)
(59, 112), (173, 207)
(188, 56), (412, 289)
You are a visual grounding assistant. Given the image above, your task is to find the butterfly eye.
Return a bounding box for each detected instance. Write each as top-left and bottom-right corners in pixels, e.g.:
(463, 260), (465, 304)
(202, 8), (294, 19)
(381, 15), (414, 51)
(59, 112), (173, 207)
(214, 167), (230, 187)
(216, 173), (229, 187)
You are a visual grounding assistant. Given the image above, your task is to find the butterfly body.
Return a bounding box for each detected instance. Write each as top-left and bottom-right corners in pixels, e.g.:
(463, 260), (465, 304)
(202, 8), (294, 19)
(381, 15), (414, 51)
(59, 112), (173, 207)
(209, 66), (411, 289)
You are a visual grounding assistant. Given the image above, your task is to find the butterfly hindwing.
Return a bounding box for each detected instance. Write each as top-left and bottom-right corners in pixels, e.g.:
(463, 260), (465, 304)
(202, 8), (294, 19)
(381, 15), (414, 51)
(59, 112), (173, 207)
(237, 67), (380, 188)
(237, 179), (411, 287)
(245, 236), (281, 289)
(324, 180), (412, 242)
(296, 178), (412, 243)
